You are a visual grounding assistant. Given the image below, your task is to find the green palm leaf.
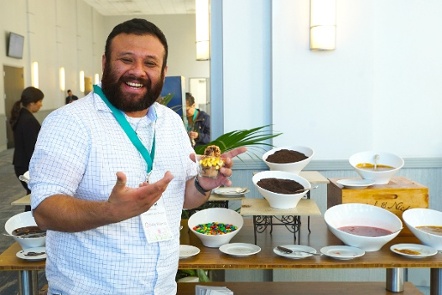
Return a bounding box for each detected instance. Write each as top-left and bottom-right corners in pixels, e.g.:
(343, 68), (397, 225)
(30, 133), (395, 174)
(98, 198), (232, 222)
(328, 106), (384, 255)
(157, 93), (174, 105)
(194, 125), (282, 156)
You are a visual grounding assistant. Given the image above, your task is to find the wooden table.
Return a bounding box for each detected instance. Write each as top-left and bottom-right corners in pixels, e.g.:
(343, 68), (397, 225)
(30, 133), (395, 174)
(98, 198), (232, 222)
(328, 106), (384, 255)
(180, 217), (442, 294)
(0, 243), (45, 295)
(11, 194), (31, 206)
(177, 282), (422, 294)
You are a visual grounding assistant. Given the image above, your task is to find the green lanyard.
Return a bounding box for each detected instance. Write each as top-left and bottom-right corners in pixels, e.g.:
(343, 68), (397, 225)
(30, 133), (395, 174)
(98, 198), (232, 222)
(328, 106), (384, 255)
(186, 109), (198, 132)
(93, 85), (155, 175)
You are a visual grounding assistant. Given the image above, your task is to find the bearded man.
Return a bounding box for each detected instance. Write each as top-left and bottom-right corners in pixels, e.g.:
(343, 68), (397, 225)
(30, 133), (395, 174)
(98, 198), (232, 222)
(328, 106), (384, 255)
(29, 18), (246, 295)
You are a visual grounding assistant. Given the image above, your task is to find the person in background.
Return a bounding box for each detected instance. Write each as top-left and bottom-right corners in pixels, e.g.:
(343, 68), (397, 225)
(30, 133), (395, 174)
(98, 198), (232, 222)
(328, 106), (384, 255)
(9, 86), (44, 212)
(185, 92), (210, 148)
(29, 18), (246, 295)
(65, 89), (78, 104)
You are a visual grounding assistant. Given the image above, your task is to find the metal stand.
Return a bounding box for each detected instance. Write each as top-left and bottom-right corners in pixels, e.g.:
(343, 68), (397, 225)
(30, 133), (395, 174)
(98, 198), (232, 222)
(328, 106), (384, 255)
(18, 270), (38, 295)
(431, 268), (442, 295)
(251, 191), (313, 245)
(386, 268), (404, 293)
(253, 215), (301, 244)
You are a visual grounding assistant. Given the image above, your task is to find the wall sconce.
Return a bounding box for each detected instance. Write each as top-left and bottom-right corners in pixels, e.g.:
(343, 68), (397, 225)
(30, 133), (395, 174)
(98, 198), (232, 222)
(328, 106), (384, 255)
(310, 0), (336, 51)
(79, 70), (85, 93)
(94, 73), (100, 85)
(59, 67), (65, 91)
(31, 62), (39, 88)
(195, 0), (210, 60)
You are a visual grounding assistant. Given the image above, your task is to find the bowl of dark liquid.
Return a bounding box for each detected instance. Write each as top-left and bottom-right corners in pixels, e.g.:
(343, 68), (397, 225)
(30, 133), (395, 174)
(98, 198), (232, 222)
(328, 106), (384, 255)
(5, 212), (46, 250)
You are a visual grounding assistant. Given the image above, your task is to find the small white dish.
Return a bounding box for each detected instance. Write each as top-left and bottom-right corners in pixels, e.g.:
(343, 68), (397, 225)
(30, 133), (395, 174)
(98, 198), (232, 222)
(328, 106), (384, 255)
(16, 246), (46, 261)
(336, 178), (375, 189)
(273, 245), (318, 259)
(179, 245), (200, 259)
(219, 243), (261, 257)
(390, 243), (438, 258)
(320, 245), (365, 260)
(213, 187), (250, 196)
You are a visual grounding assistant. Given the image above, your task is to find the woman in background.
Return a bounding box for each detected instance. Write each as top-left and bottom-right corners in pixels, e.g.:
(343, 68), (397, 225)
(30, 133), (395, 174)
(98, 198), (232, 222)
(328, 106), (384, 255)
(185, 92), (210, 148)
(9, 86), (44, 211)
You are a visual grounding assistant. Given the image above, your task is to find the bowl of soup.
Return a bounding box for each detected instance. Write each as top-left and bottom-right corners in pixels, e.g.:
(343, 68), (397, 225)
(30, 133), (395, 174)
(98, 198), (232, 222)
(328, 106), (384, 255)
(188, 208), (243, 248)
(262, 146), (314, 175)
(252, 171), (311, 209)
(324, 203), (403, 252)
(402, 208), (442, 250)
(4, 211), (46, 250)
(349, 151), (404, 185)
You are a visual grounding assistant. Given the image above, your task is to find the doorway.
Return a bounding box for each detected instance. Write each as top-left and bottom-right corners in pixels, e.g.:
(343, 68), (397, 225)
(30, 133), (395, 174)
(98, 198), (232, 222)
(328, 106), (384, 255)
(4, 66), (25, 148)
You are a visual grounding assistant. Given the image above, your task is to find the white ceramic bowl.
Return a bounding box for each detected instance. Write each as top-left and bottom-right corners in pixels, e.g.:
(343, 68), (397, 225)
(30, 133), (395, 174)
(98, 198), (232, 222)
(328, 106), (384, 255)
(262, 146), (314, 175)
(252, 171), (311, 209)
(4, 211), (46, 250)
(324, 203), (402, 252)
(188, 208), (243, 248)
(349, 151), (404, 185)
(402, 208), (442, 250)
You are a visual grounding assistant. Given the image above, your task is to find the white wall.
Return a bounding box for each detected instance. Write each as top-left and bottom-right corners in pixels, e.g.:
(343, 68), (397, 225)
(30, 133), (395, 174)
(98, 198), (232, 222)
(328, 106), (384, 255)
(222, 0), (272, 132)
(0, 0), (28, 115)
(103, 15), (210, 86)
(0, 1), (207, 150)
(219, 0), (442, 160)
(0, 0), (103, 112)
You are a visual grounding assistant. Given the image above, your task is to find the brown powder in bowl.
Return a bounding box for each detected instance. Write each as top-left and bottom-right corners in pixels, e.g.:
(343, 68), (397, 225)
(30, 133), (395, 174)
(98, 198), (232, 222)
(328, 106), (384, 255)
(257, 178), (304, 194)
(266, 149), (308, 164)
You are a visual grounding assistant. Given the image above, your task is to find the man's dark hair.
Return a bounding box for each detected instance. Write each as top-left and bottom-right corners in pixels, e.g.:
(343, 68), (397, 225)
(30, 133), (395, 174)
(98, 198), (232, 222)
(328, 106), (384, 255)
(105, 18), (168, 71)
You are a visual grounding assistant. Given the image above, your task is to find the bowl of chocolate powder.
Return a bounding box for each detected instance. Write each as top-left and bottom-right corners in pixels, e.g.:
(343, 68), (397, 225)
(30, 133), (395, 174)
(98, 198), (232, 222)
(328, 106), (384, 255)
(262, 146), (314, 175)
(252, 171), (311, 209)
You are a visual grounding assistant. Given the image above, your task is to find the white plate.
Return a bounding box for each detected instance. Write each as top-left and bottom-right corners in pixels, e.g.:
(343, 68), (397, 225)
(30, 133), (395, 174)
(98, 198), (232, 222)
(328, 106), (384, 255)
(390, 243), (438, 258)
(219, 243), (261, 257)
(320, 245), (365, 260)
(336, 178), (375, 189)
(273, 245), (318, 259)
(16, 246), (46, 261)
(179, 245), (200, 259)
(213, 187), (250, 196)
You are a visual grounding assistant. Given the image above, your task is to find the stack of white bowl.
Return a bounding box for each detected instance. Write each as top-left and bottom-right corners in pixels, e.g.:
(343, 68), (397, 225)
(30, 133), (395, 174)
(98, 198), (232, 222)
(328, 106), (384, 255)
(252, 146), (314, 209)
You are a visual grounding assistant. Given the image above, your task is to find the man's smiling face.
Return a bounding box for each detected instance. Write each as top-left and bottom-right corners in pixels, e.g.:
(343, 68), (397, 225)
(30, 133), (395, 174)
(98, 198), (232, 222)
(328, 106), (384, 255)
(101, 33), (167, 117)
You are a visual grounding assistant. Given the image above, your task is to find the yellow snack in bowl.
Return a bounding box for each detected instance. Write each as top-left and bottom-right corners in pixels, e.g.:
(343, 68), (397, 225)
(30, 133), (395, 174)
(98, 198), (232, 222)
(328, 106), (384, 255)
(198, 145), (224, 178)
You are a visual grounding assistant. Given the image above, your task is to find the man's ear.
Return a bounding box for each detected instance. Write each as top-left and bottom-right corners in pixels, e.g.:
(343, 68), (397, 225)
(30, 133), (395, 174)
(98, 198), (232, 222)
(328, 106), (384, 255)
(162, 65), (168, 82)
(102, 54), (106, 72)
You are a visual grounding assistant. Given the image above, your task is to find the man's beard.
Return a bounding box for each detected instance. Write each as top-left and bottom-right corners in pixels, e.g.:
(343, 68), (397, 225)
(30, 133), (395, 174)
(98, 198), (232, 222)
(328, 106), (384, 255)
(101, 63), (164, 112)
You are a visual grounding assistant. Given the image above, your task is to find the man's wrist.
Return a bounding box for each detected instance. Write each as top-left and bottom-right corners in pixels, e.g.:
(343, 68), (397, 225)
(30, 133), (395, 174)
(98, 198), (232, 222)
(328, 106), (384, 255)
(194, 176), (211, 195)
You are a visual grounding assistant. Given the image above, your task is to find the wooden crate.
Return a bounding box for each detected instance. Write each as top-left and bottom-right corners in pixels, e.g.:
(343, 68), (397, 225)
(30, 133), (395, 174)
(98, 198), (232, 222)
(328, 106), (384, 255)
(327, 176), (429, 236)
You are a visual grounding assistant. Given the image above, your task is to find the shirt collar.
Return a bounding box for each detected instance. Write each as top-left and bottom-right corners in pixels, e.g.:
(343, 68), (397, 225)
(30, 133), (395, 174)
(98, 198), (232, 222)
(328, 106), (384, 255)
(93, 84), (158, 123)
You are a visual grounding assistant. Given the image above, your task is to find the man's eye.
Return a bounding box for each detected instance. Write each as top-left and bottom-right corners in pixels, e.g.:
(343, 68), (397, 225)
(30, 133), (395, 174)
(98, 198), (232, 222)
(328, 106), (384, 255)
(121, 58), (132, 63)
(145, 61), (157, 67)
